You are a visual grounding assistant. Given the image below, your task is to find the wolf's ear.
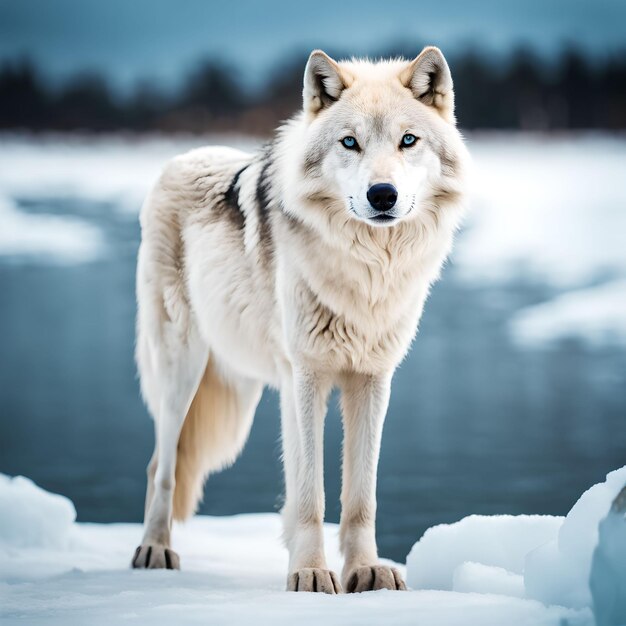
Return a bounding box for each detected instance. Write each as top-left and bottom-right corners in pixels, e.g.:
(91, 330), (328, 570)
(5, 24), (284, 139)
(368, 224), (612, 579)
(303, 50), (352, 116)
(400, 46), (455, 123)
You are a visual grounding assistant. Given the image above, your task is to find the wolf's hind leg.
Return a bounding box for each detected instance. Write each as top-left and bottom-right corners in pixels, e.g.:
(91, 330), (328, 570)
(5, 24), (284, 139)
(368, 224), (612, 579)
(132, 324), (208, 570)
(144, 448), (158, 521)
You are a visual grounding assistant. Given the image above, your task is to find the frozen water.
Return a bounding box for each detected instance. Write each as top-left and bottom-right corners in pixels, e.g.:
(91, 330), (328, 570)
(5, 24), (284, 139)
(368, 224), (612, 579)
(525, 466), (626, 609)
(405, 467), (626, 621)
(590, 486), (626, 626)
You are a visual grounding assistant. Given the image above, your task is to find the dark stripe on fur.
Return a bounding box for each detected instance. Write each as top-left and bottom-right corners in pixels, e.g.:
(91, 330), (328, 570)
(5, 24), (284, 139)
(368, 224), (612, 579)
(220, 164), (249, 229)
(255, 150), (274, 261)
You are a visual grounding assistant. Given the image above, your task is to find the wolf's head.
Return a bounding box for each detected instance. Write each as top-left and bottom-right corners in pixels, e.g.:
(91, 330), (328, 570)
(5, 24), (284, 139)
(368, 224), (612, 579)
(282, 47), (467, 230)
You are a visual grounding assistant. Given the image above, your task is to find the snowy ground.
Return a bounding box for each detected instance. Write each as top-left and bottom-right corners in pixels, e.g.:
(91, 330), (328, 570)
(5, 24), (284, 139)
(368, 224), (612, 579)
(4, 470), (624, 626)
(1, 132), (625, 345)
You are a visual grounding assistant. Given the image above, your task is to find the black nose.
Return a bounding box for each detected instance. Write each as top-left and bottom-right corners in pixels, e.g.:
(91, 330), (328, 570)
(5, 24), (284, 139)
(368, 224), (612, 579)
(367, 183), (398, 212)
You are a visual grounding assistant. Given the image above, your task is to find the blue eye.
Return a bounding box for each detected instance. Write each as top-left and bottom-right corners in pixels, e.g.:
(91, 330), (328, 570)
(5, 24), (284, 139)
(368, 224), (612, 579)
(401, 133), (418, 148)
(341, 136), (358, 150)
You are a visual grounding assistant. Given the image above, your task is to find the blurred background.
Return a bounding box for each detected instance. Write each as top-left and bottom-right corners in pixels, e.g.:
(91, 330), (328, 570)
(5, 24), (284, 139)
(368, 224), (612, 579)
(0, 0), (625, 562)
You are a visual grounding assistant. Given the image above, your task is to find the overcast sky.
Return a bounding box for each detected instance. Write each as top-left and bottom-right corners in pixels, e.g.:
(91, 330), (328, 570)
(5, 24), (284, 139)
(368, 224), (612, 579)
(1, 0), (625, 92)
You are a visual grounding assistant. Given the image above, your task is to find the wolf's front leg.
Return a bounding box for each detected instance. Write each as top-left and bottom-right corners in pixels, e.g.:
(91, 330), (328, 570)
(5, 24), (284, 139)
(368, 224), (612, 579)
(280, 367), (341, 593)
(339, 372), (407, 592)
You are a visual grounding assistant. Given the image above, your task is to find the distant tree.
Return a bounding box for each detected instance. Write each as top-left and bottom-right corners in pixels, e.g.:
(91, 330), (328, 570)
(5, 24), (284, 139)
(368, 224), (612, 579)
(51, 73), (121, 131)
(557, 49), (594, 128)
(450, 51), (503, 129)
(122, 81), (170, 131)
(257, 55), (309, 124)
(0, 60), (48, 130)
(504, 47), (550, 130)
(603, 55), (626, 128)
(180, 59), (246, 116)
(0, 46), (625, 133)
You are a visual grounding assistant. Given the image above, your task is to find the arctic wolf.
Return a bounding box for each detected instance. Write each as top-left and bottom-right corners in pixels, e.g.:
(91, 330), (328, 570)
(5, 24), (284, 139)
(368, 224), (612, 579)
(132, 46), (468, 593)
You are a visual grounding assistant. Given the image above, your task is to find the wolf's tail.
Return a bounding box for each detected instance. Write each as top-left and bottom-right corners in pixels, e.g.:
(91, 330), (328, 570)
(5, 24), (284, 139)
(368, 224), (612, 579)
(173, 358), (260, 520)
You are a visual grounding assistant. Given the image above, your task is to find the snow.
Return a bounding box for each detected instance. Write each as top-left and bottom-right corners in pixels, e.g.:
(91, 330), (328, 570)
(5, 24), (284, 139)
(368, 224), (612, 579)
(452, 562), (525, 598)
(406, 514), (562, 592)
(405, 466), (626, 626)
(590, 485), (626, 626)
(0, 473), (599, 626)
(0, 195), (105, 264)
(0, 133), (258, 213)
(525, 466), (626, 610)
(456, 134), (626, 288)
(456, 134), (626, 348)
(0, 474), (76, 549)
(0, 134), (258, 264)
(509, 280), (626, 348)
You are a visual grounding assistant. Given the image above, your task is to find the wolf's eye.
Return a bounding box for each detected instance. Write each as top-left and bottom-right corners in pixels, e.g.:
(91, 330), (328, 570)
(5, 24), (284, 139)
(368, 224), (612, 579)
(341, 136), (359, 150)
(401, 133), (418, 148)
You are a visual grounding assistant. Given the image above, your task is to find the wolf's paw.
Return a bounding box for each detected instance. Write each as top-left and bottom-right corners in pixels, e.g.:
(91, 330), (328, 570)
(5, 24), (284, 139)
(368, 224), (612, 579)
(131, 544), (180, 570)
(287, 568), (342, 593)
(345, 565), (406, 593)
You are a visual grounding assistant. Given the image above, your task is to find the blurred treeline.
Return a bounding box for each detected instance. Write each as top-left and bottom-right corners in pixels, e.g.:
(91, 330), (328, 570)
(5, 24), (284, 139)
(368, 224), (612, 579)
(1, 46), (625, 134)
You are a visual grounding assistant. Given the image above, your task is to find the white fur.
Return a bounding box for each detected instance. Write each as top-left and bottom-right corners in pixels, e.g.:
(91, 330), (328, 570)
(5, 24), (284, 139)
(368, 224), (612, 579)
(132, 47), (469, 593)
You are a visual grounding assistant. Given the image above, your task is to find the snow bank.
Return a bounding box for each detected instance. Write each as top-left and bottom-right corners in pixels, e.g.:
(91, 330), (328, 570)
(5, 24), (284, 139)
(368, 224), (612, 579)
(406, 514), (562, 592)
(525, 466), (626, 609)
(0, 474), (76, 548)
(0, 195), (105, 264)
(0, 473), (594, 626)
(590, 486), (626, 626)
(406, 466), (626, 621)
(510, 280), (626, 348)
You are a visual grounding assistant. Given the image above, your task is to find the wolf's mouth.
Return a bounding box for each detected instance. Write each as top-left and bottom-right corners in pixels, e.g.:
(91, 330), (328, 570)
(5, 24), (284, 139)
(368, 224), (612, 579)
(369, 214), (397, 223)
